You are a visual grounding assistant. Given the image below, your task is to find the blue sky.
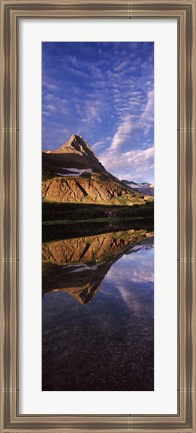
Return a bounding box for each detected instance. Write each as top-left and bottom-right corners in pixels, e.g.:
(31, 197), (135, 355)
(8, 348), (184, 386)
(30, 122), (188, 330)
(42, 42), (154, 183)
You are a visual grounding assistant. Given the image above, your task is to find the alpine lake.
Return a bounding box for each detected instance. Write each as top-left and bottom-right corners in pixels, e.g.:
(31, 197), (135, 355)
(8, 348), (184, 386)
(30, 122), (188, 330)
(42, 212), (154, 391)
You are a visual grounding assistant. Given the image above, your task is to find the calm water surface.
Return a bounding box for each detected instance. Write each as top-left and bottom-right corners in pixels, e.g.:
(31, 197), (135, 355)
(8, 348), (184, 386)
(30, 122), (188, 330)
(42, 229), (154, 391)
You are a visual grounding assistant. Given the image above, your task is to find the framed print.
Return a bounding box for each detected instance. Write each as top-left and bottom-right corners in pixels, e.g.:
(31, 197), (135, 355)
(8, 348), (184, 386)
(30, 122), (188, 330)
(0, 0), (195, 432)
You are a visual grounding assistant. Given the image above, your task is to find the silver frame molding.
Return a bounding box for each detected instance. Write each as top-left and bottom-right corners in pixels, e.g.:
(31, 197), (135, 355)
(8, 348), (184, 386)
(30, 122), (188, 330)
(0, 1), (195, 432)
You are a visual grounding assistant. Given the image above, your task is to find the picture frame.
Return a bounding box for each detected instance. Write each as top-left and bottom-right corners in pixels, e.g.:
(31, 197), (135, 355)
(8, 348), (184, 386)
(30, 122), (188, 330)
(0, 0), (195, 431)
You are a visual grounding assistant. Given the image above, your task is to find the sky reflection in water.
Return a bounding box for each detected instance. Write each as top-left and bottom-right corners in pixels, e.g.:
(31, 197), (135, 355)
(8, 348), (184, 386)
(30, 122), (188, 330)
(103, 247), (154, 317)
(42, 235), (154, 391)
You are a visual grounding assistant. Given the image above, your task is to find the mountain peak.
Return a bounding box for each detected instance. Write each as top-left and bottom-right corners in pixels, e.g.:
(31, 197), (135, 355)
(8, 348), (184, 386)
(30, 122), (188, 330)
(42, 134), (154, 205)
(43, 134), (108, 175)
(56, 134), (108, 172)
(58, 134), (93, 155)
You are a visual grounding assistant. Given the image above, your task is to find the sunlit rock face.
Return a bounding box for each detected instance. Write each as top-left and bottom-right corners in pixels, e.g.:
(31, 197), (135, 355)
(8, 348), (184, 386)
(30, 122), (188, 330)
(42, 230), (153, 304)
(42, 135), (153, 206)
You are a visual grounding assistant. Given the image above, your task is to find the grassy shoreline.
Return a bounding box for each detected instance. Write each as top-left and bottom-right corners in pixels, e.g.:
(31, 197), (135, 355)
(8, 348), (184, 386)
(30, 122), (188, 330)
(43, 201), (154, 223)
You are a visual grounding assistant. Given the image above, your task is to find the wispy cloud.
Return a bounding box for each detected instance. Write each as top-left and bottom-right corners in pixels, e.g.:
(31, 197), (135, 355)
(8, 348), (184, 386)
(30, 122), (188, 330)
(43, 93), (70, 117)
(43, 80), (59, 91)
(42, 42), (154, 181)
(140, 90), (154, 135)
(92, 140), (105, 151)
(110, 115), (132, 150)
(114, 60), (130, 72)
(99, 88), (154, 182)
(100, 145), (154, 182)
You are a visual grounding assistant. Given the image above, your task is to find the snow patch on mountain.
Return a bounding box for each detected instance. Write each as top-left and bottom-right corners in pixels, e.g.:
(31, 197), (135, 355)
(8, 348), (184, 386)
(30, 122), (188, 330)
(121, 179), (154, 196)
(56, 168), (92, 177)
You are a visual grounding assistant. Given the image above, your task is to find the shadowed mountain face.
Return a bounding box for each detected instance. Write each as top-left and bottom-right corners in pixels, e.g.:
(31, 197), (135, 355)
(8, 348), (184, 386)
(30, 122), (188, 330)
(42, 229), (153, 304)
(42, 135), (153, 206)
(43, 134), (106, 175)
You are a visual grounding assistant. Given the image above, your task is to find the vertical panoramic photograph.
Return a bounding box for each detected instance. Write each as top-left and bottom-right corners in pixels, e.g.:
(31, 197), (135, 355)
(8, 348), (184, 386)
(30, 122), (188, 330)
(42, 42), (154, 391)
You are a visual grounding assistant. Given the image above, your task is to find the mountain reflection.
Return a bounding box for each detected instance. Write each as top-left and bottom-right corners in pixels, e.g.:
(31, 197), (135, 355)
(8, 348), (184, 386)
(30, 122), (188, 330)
(42, 229), (153, 304)
(42, 228), (154, 391)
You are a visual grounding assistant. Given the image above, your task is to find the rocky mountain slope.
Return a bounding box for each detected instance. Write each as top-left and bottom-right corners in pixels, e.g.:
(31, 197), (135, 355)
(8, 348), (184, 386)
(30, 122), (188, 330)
(122, 180), (154, 197)
(42, 134), (153, 206)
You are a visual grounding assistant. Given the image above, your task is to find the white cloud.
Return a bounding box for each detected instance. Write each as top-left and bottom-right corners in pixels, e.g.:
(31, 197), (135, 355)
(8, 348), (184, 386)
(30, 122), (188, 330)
(114, 60), (130, 72)
(79, 99), (104, 125)
(140, 90), (154, 134)
(43, 93), (70, 116)
(98, 87), (154, 182)
(92, 140), (105, 151)
(126, 147), (154, 167)
(100, 146), (154, 180)
(69, 67), (89, 79)
(43, 80), (59, 91)
(92, 136), (112, 152)
(110, 115), (132, 150)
